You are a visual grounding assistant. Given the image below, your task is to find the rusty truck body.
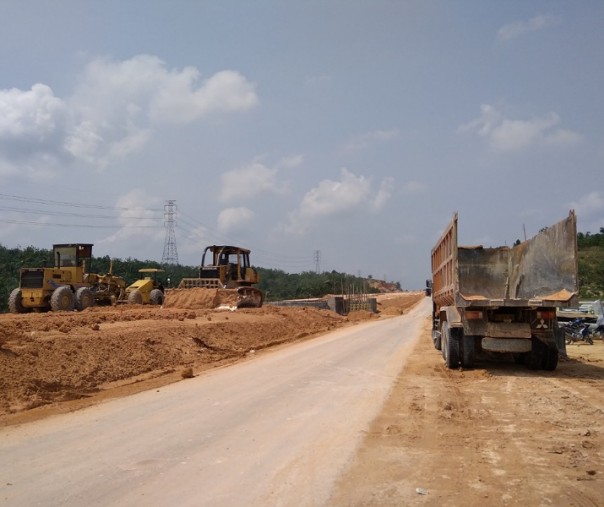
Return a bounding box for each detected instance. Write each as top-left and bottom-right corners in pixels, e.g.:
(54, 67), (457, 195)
(431, 211), (578, 371)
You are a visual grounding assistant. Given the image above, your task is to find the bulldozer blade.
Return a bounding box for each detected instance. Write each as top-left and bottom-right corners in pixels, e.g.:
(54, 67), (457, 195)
(236, 287), (264, 308)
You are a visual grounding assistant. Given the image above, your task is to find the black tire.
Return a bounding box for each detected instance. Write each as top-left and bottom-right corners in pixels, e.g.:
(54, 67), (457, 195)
(149, 289), (164, 305)
(433, 329), (442, 350)
(443, 322), (460, 369)
(542, 345), (559, 371)
(75, 287), (94, 311)
(8, 288), (29, 314)
(50, 286), (74, 312)
(527, 337), (545, 370)
(462, 334), (475, 368)
(128, 290), (143, 305)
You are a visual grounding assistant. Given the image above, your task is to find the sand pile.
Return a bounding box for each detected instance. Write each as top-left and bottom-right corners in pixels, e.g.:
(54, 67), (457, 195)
(163, 288), (240, 309)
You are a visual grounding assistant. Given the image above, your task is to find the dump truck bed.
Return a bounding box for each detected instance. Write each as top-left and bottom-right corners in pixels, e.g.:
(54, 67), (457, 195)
(431, 211), (578, 310)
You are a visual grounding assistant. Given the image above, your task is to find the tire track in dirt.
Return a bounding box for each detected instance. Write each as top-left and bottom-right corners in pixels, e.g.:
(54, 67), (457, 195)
(331, 318), (604, 506)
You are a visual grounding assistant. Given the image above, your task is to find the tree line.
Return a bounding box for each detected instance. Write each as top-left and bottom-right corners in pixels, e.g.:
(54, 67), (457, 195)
(0, 244), (384, 312)
(577, 229), (604, 299)
(1, 232), (601, 312)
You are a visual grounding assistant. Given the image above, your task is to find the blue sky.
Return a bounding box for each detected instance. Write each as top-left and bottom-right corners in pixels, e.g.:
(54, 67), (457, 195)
(1, 1), (602, 289)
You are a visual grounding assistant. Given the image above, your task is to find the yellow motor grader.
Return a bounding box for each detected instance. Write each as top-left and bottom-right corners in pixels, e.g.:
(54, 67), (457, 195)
(8, 243), (125, 313)
(178, 245), (263, 308)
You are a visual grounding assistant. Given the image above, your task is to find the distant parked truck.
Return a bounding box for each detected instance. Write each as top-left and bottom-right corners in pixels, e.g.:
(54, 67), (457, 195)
(431, 211), (578, 371)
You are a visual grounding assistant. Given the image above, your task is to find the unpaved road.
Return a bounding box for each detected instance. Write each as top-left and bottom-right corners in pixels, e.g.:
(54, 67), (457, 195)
(1, 291), (602, 506)
(0, 299), (429, 506)
(331, 316), (604, 506)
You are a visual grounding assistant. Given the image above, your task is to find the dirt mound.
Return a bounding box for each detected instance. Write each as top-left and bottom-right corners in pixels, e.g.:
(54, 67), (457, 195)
(0, 292), (424, 426)
(163, 288), (240, 309)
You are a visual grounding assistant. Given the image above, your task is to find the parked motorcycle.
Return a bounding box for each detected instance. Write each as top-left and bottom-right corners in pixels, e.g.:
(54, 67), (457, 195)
(561, 318), (594, 345)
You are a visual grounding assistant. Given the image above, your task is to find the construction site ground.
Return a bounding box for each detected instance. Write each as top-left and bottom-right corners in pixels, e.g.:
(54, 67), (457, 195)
(1, 290), (603, 505)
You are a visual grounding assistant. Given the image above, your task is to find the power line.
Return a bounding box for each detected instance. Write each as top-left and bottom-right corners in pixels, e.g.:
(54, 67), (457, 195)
(0, 218), (158, 229)
(0, 192), (162, 211)
(0, 205), (162, 221)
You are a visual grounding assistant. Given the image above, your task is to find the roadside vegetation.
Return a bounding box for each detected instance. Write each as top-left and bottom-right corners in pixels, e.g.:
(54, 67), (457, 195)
(1, 231), (601, 313)
(577, 229), (604, 299)
(0, 245), (391, 312)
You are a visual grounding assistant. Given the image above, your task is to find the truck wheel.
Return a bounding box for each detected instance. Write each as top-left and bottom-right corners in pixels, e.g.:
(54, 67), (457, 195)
(542, 346), (558, 371)
(462, 334), (475, 368)
(128, 290), (143, 305)
(149, 289), (164, 305)
(432, 329), (442, 350)
(8, 288), (29, 314)
(50, 286), (74, 312)
(442, 322), (460, 369)
(75, 287), (94, 311)
(527, 338), (544, 370)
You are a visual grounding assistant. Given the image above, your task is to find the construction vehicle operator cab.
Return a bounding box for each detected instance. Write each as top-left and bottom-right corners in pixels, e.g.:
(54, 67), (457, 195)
(53, 244), (93, 269)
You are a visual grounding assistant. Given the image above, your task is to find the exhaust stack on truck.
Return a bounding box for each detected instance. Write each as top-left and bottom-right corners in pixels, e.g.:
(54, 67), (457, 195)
(431, 211), (578, 371)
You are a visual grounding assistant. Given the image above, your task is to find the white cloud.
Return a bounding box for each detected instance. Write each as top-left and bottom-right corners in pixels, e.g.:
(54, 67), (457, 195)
(217, 207), (255, 233)
(0, 84), (64, 140)
(284, 168), (392, 234)
(497, 14), (560, 42)
(150, 68), (258, 123)
(0, 54), (259, 175)
(459, 104), (581, 152)
(98, 188), (163, 247)
(219, 161), (286, 201)
(343, 128), (399, 152)
(374, 177), (394, 211)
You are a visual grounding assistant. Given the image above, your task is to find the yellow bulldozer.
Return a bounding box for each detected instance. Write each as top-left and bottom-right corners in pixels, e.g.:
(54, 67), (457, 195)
(8, 243), (125, 313)
(178, 245), (263, 308)
(123, 268), (165, 305)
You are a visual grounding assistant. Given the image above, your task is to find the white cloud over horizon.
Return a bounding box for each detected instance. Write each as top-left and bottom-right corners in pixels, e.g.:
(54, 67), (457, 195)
(219, 160), (288, 201)
(459, 104), (582, 152)
(217, 206), (255, 233)
(283, 168), (394, 235)
(0, 54), (258, 174)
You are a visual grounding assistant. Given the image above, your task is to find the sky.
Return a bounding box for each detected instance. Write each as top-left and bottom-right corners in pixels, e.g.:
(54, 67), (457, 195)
(1, 1), (603, 289)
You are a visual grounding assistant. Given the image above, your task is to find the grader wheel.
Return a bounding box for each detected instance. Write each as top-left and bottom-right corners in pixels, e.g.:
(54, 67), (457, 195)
(150, 289), (164, 305)
(51, 286), (74, 312)
(128, 290), (143, 305)
(75, 287), (94, 311)
(8, 288), (29, 314)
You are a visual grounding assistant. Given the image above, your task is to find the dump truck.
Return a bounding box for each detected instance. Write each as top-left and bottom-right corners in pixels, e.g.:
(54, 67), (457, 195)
(9, 244), (125, 313)
(431, 211), (578, 371)
(178, 245), (263, 308)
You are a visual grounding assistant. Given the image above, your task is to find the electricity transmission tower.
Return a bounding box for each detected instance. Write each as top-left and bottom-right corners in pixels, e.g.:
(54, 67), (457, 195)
(314, 250), (321, 274)
(162, 200), (179, 265)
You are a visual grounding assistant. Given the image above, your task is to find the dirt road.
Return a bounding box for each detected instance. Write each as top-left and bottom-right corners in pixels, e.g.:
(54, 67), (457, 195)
(1, 291), (602, 506)
(331, 317), (604, 506)
(0, 298), (428, 507)
(0, 290), (419, 425)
